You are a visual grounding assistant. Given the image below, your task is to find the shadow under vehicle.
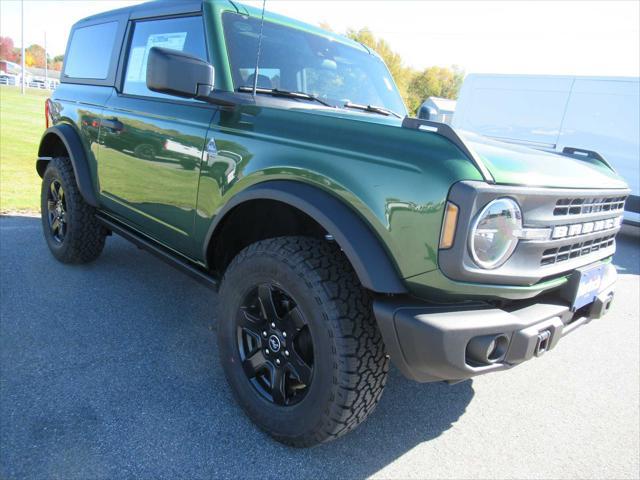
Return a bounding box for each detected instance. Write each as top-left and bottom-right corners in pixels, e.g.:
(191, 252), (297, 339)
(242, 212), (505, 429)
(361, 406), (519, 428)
(35, 0), (630, 447)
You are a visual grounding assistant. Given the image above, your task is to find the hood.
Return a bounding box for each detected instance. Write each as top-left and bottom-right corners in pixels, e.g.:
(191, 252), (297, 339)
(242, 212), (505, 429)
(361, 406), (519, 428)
(459, 130), (628, 190)
(266, 104), (628, 190)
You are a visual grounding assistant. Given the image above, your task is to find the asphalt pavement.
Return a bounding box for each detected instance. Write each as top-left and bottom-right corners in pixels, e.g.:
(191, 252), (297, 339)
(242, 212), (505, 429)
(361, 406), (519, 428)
(1, 214), (639, 479)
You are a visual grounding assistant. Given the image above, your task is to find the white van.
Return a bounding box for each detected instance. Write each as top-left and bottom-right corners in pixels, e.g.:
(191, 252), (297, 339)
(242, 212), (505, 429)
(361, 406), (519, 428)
(453, 74), (639, 225)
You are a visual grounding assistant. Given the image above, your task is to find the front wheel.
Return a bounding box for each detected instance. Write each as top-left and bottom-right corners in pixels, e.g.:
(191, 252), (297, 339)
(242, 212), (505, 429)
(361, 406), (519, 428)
(217, 236), (389, 447)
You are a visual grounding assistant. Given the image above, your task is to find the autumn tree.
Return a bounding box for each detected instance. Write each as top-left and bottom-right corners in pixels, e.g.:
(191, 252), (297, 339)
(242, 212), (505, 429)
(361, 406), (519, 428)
(0, 36), (19, 62)
(346, 27), (412, 103)
(25, 44), (47, 68)
(51, 54), (64, 71)
(339, 26), (465, 114)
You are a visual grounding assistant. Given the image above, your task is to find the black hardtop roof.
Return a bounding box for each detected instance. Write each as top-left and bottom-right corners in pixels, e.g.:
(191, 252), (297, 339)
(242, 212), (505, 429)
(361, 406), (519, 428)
(73, 0), (211, 26)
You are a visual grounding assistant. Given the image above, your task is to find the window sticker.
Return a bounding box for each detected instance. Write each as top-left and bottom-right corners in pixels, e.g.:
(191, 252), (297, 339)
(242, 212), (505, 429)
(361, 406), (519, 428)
(146, 31), (188, 51)
(126, 31), (188, 82)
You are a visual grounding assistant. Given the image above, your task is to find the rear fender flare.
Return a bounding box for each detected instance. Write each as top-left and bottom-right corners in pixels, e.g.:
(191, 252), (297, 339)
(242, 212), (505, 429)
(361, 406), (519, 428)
(37, 124), (99, 207)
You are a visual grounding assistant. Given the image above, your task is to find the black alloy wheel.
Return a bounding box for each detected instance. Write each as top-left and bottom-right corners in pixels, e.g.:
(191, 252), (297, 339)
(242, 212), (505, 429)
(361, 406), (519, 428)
(236, 283), (314, 406)
(218, 237), (389, 447)
(40, 157), (107, 264)
(46, 180), (67, 243)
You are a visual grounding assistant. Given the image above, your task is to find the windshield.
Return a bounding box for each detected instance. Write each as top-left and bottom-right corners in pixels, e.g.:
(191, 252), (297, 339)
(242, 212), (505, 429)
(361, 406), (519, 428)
(222, 12), (407, 115)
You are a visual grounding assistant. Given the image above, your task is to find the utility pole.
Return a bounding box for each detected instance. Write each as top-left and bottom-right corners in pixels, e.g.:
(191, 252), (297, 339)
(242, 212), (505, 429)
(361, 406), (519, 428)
(44, 32), (48, 87)
(21, 0), (25, 94)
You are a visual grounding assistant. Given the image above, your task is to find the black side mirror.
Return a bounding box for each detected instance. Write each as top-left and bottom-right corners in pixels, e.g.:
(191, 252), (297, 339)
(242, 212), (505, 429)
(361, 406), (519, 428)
(146, 47), (214, 99)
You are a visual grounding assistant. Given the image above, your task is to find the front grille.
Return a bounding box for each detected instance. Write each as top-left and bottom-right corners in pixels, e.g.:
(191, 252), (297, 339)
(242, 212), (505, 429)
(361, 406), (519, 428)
(553, 196), (626, 216)
(442, 181), (629, 286)
(540, 234), (615, 266)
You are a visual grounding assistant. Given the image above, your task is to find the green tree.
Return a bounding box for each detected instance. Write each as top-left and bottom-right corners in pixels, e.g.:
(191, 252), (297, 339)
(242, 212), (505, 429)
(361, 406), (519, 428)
(407, 65), (465, 114)
(324, 24), (465, 115)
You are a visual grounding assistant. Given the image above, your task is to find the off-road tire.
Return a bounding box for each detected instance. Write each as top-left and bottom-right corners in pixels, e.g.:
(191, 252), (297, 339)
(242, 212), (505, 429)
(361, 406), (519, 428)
(217, 236), (389, 447)
(41, 156), (107, 263)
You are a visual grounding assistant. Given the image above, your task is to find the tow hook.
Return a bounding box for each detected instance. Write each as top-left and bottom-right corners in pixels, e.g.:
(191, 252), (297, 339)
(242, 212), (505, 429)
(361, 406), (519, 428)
(535, 330), (552, 356)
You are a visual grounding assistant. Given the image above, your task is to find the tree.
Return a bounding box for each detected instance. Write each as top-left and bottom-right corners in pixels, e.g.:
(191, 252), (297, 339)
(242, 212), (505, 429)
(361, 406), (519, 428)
(344, 27), (464, 115)
(407, 65), (465, 114)
(50, 54), (64, 71)
(0, 36), (19, 62)
(346, 27), (412, 102)
(25, 44), (46, 68)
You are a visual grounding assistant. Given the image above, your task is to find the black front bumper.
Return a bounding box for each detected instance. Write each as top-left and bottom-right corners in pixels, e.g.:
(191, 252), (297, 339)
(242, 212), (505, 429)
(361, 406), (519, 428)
(374, 265), (617, 383)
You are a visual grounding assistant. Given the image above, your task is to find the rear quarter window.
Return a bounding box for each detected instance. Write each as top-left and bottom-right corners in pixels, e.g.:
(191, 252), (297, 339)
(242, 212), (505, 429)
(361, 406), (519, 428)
(64, 21), (119, 80)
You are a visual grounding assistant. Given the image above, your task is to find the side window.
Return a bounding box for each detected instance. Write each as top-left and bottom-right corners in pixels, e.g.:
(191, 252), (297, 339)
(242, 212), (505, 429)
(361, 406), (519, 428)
(123, 16), (208, 99)
(64, 21), (119, 80)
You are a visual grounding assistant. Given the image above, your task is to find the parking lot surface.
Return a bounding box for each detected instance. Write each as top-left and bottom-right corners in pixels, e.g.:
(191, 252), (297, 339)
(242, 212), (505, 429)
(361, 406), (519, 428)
(1, 215), (638, 479)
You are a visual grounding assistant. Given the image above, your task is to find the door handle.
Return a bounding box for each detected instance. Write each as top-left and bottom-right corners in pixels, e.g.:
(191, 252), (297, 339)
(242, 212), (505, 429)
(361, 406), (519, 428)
(101, 117), (124, 132)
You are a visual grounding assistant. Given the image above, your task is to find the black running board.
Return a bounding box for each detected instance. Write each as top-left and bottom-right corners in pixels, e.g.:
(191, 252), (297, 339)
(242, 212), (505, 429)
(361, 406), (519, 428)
(97, 215), (219, 291)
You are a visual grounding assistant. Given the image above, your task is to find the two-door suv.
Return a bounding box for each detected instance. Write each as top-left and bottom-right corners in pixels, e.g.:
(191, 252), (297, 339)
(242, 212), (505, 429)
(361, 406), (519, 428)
(37, 0), (629, 446)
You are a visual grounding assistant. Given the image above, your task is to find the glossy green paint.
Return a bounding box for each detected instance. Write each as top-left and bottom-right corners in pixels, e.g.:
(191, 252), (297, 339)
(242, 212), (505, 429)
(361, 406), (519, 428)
(460, 131), (628, 189)
(194, 103), (483, 278)
(96, 95), (215, 255)
(47, 84), (114, 193)
(47, 0), (629, 303)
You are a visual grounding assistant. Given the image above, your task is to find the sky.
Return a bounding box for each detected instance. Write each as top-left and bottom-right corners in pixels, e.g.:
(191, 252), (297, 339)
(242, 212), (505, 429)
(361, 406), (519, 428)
(1, 0), (638, 77)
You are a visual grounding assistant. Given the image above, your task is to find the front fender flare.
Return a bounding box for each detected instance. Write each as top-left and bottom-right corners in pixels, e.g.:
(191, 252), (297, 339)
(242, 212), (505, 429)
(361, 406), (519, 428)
(36, 124), (99, 207)
(205, 180), (407, 294)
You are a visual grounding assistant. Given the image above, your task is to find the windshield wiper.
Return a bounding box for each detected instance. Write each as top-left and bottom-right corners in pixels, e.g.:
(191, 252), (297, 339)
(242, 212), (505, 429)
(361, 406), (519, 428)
(237, 86), (335, 108)
(342, 101), (402, 119)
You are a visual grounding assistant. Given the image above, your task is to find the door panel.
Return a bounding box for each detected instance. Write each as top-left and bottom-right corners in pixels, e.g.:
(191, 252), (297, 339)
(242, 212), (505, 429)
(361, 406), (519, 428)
(96, 13), (216, 256)
(98, 95), (216, 255)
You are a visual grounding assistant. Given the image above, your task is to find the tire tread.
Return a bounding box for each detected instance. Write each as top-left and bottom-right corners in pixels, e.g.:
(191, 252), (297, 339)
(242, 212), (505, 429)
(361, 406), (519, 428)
(222, 236), (389, 447)
(41, 157), (106, 263)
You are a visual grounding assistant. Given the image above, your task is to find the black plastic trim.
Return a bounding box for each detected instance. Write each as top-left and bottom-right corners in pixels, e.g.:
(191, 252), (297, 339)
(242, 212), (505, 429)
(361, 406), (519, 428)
(130, 1), (202, 20)
(625, 194), (640, 214)
(203, 180), (407, 294)
(37, 125), (99, 208)
(373, 271), (616, 383)
(98, 214), (218, 290)
(401, 117), (495, 183)
(146, 47), (214, 99)
(561, 146), (613, 170)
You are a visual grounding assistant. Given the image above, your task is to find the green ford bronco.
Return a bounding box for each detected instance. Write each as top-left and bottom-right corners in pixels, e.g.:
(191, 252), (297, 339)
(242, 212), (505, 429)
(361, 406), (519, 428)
(38, 0), (629, 446)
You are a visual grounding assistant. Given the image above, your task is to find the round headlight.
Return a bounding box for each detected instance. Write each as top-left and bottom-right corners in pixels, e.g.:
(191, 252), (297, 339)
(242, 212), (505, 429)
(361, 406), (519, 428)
(469, 198), (522, 269)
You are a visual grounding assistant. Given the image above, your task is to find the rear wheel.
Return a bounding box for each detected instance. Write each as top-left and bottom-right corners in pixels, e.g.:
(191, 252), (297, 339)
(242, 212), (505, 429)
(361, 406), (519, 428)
(40, 157), (107, 264)
(217, 236), (389, 447)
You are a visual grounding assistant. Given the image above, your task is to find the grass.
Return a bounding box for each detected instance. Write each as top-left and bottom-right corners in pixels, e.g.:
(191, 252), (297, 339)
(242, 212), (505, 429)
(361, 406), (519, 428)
(0, 86), (211, 215)
(0, 86), (50, 213)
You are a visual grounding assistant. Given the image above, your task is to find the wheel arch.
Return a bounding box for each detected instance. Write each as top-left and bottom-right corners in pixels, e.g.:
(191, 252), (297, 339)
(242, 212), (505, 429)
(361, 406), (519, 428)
(204, 180), (407, 294)
(36, 125), (99, 207)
